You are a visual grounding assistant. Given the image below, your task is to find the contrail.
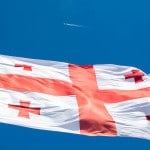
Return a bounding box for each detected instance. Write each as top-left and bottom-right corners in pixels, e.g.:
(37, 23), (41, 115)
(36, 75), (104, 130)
(64, 23), (85, 28)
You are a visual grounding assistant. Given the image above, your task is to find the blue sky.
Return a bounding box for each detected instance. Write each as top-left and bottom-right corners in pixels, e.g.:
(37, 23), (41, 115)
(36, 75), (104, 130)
(0, 0), (150, 149)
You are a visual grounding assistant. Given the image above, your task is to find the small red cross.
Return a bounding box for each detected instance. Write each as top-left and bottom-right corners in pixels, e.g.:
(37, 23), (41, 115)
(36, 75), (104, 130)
(125, 69), (145, 83)
(8, 100), (40, 119)
(15, 64), (32, 71)
(146, 115), (150, 121)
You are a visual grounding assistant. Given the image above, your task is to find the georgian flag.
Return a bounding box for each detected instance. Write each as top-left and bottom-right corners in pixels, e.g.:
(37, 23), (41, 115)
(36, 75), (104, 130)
(0, 55), (150, 140)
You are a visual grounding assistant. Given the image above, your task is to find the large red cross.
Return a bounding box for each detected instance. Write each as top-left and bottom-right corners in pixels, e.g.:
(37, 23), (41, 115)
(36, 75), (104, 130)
(8, 100), (40, 119)
(1, 64), (150, 135)
(125, 69), (145, 83)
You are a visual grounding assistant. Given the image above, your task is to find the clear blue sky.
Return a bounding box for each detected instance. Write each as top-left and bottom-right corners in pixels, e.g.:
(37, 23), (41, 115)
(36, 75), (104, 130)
(0, 0), (150, 149)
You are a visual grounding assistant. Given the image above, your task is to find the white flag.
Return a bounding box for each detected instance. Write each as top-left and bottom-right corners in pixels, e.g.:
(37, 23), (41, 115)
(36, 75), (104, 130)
(0, 55), (150, 140)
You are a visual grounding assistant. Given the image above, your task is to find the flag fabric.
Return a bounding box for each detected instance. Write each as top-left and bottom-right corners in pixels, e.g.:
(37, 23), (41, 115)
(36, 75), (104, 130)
(0, 55), (150, 140)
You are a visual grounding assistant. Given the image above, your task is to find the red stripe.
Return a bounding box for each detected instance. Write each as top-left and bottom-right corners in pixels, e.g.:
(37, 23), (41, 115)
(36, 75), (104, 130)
(0, 74), (74, 96)
(1, 73), (150, 102)
(69, 64), (117, 136)
(96, 88), (150, 103)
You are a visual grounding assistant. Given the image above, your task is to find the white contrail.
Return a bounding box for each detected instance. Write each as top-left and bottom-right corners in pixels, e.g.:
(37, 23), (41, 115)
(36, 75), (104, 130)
(64, 23), (85, 28)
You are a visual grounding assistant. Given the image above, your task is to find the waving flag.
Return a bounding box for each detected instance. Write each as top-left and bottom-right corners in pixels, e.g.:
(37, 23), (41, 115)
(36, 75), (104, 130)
(0, 55), (150, 140)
